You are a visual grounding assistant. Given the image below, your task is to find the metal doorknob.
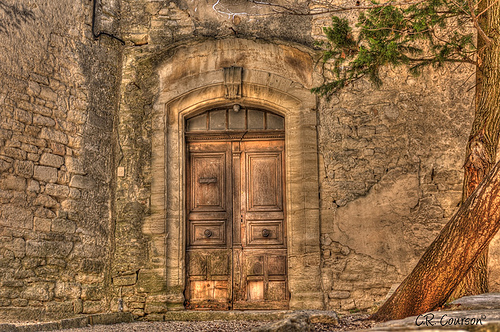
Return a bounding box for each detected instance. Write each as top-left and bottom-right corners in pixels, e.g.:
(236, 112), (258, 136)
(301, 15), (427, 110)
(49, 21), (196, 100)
(204, 229), (213, 238)
(262, 229), (270, 237)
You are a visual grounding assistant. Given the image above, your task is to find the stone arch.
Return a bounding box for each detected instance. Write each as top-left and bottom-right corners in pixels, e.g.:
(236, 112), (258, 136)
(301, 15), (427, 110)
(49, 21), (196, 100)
(146, 38), (323, 309)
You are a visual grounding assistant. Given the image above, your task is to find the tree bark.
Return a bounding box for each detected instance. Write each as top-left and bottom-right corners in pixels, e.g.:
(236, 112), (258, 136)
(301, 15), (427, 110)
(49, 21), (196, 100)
(447, 0), (500, 300)
(371, 160), (500, 321)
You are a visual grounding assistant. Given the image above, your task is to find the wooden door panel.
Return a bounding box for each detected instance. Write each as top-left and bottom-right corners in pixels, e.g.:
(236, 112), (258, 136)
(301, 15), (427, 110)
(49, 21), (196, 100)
(186, 142), (231, 310)
(186, 249), (231, 310)
(190, 153), (226, 211)
(267, 281), (287, 301)
(232, 250), (288, 309)
(186, 139), (287, 310)
(247, 221), (283, 246)
(246, 255), (264, 276)
(267, 255), (287, 275)
(246, 153), (282, 211)
(189, 220), (226, 246)
(187, 251), (207, 277)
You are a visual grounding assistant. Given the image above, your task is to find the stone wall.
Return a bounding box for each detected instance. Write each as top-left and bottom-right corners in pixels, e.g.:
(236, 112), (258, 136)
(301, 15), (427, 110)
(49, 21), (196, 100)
(0, 0), (121, 316)
(1, 0), (498, 319)
(318, 65), (476, 310)
(111, 0), (497, 316)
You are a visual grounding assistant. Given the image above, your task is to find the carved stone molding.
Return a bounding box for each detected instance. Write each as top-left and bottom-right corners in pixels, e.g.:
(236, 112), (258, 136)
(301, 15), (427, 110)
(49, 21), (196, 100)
(224, 66), (242, 99)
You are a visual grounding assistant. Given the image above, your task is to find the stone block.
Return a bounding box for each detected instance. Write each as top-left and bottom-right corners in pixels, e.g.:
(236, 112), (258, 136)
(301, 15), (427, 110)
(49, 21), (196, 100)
(26, 240), (73, 258)
(136, 269), (166, 293)
(45, 300), (75, 313)
(0, 324), (16, 331)
(27, 153), (40, 162)
(0, 285), (20, 298)
(131, 309), (145, 316)
(39, 86), (58, 102)
(34, 265), (60, 277)
(58, 170), (71, 184)
(30, 73), (49, 85)
(80, 259), (105, 274)
(65, 156), (86, 175)
(34, 166), (58, 183)
(74, 299), (83, 313)
(0, 189), (13, 203)
(68, 135), (83, 149)
(72, 243), (105, 258)
(89, 312), (134, 325)
(113, 273), (137, 286)
(4, 147), (26, 160)
(144, 313), (164, 321)
(82, 285), (104, 301)
(34, 217), (52, 232)
(50, 141), (66, 156)
(129, 302), (145, 309)
(21, 143), (39, 154)
(69, 188), (81, 199)
(69, 175), (94, 189)
(51, 218), (76, 233)
(0, 205), (33, 229)
(34, 194), (58, 208)
(83, 300), (105, 314)
(0, 174), (27, 191)
(5, 139), (21, 148)
(40, 153), (64, 168)
(60, 317), (89, 329)
(15, 160), (34, 178)
(4, 237), (26, 258)
(15, 108), (33, 124)
(11, 298), (28, 306)
(21, 282), (53, 301)
(0, 158), (12, 172)
(33, 114), (56, 127)
(40, 127), (68, 145)
(144, 301), (167, 314)
(44, 183), (70, 197)
(328, 291), (351, 299)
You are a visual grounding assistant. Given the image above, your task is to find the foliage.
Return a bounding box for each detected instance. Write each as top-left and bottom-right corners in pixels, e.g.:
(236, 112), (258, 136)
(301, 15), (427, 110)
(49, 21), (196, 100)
(312, 0), (477, 97)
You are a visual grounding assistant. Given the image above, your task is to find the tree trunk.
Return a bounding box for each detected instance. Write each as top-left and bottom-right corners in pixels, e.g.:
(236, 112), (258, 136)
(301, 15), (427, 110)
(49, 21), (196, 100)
(447, 0), (500, 300)
(371, 160), (500, 321)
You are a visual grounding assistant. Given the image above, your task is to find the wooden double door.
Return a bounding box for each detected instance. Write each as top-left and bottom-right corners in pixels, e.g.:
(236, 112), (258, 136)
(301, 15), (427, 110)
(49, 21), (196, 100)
(185, 139), (288, 310)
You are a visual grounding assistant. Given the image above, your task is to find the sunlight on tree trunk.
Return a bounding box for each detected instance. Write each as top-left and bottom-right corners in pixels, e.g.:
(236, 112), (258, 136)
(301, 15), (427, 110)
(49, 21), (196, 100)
(448, 0), (500, 301)
(371, 160), (500, 321)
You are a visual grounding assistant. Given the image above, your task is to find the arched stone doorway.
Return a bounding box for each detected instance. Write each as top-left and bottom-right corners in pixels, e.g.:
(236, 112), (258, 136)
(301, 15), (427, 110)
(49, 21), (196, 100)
(146, 39), (323, 310)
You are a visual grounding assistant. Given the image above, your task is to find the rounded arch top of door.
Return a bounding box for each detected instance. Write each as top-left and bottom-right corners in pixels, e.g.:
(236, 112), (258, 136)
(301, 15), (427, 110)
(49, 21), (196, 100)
(184, 104), (288, 310)
(185, 106), (284, 141)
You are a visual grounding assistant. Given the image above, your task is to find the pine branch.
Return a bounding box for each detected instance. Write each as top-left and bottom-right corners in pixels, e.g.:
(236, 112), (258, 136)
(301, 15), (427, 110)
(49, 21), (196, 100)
(312, 0), (478, 97)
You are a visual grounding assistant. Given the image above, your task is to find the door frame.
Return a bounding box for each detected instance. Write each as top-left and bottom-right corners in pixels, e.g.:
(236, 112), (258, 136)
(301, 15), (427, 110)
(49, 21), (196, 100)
(149, 41), (323, 310)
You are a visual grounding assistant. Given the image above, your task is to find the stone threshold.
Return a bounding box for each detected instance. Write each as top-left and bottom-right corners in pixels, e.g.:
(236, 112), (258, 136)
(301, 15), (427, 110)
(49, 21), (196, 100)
(0, 312), (134, 332)
(157, 310), (293, 322)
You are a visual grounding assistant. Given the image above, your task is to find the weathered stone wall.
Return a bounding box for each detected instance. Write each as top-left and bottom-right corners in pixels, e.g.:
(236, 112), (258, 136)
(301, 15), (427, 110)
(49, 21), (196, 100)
(0, 0), (121, 316)
(112, 0), (497, 316)
(318, 65), (476, 310)
(2, 0), (498, 319)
